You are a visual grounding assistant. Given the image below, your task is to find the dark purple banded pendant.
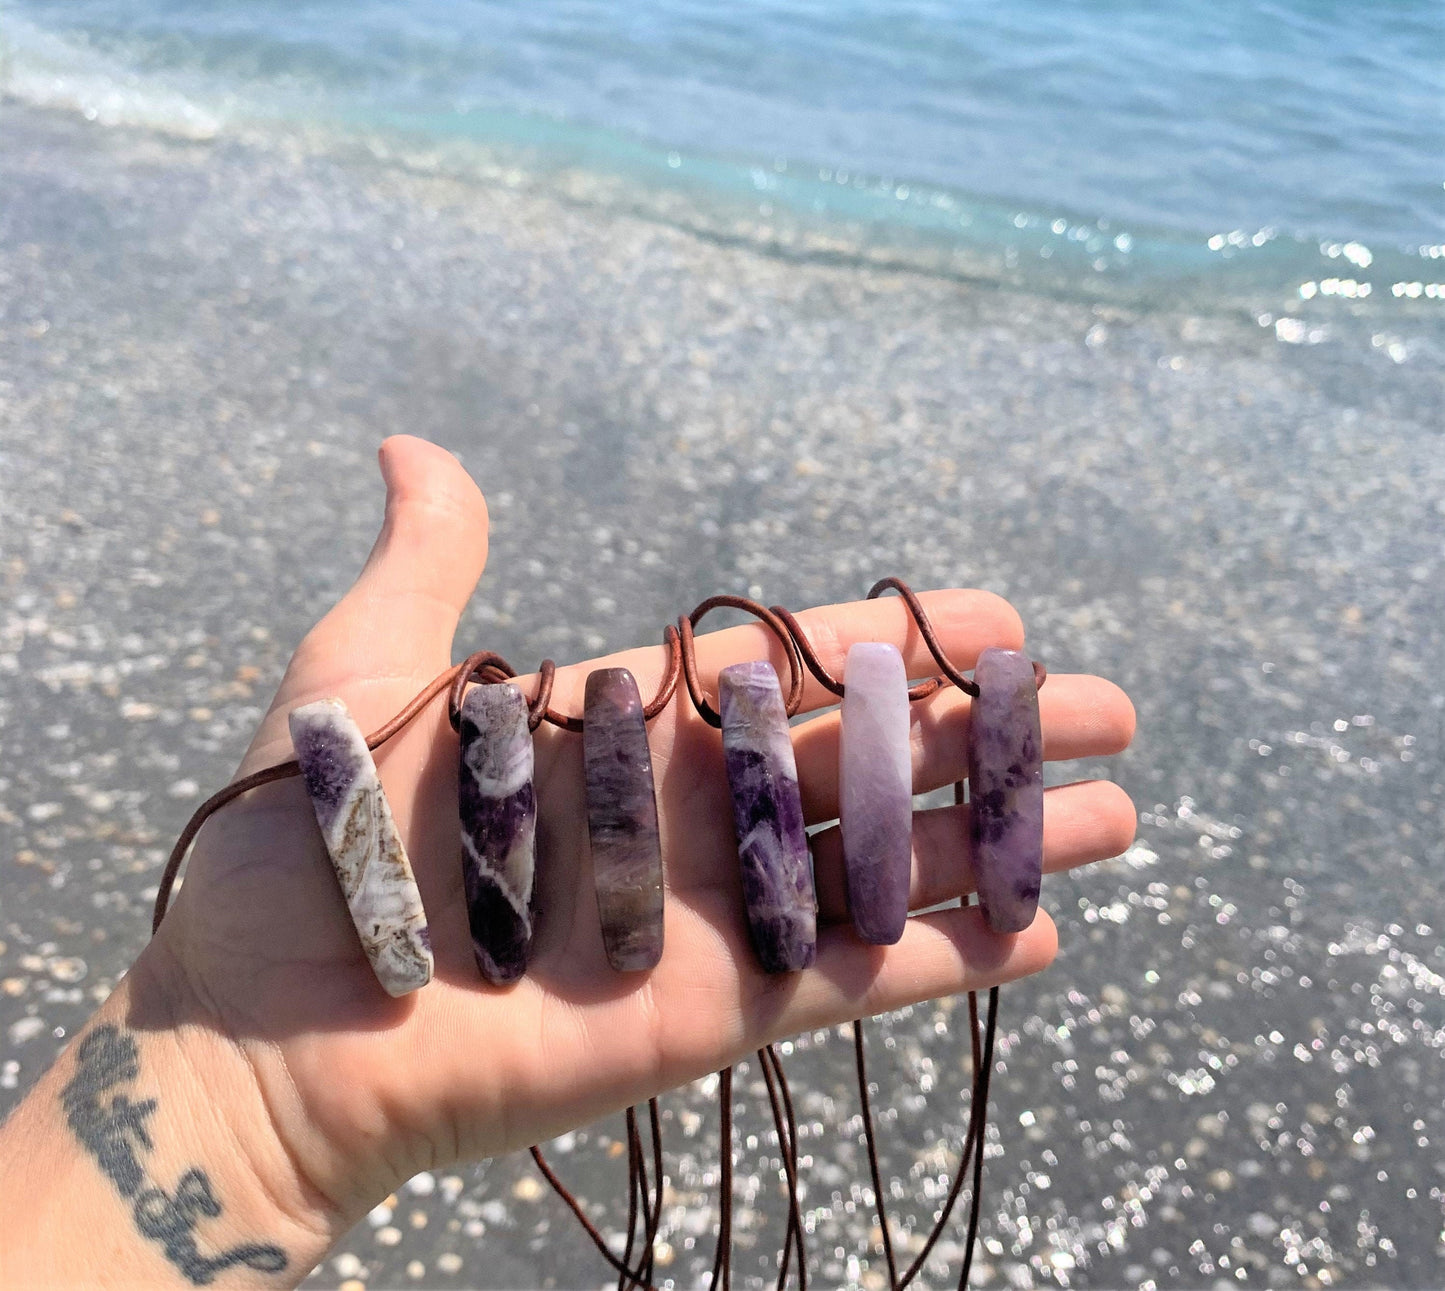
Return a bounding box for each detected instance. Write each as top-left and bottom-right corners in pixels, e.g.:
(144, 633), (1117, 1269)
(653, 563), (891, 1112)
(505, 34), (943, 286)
(718, 660), (817, 972)
(583, 668), (665, 972)
(968, 647), (1045, 933)
(459, 683), (537, 984)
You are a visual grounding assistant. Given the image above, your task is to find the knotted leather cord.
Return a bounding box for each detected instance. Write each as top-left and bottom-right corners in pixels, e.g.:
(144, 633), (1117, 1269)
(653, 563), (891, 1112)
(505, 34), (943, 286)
(148, 579), (1043, 1290)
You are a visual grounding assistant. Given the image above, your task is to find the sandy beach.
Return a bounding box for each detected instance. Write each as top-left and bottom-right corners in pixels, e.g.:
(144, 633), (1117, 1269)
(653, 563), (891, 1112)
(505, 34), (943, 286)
(2, 103), (1443, 1287)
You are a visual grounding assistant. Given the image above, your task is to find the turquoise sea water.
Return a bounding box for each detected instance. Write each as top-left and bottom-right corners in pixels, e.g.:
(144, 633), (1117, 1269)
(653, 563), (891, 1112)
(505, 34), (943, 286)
(4, 0), (1443, 313)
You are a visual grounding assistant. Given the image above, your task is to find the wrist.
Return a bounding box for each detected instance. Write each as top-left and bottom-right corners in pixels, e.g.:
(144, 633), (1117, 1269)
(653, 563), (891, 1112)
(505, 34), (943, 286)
(0, 943), (341, 1289)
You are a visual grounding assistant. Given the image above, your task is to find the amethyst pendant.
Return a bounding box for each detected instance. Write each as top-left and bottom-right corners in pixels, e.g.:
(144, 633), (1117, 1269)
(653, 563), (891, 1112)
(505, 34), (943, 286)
(289, 698), (433, 997)
(718, 660), (816, 972)
(459, 683), (537, 983)
(840, 642), (913, 944)
(968, 648), (1044, 933)
(583, 668), (665, 972)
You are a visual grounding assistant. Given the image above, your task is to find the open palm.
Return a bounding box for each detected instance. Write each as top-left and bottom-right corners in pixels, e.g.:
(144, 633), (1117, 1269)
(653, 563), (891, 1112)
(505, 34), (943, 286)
(149, 436), (1136, 1220)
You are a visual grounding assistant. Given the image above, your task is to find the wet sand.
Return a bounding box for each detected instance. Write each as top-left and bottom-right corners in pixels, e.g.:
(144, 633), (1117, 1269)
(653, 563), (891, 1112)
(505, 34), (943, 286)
(2, 103), (1443, 1288)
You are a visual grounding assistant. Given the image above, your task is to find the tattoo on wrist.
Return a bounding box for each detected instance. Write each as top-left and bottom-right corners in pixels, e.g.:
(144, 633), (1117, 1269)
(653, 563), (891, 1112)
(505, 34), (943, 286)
(61, 1024), (289, 1285)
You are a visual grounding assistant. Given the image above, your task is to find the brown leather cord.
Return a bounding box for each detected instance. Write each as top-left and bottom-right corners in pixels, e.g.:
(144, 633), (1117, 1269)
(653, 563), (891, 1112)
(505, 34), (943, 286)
(528, 622), (683, 733)
(530, 1142), (646, 1281)
(446, 631), (682, 735)
(769, 604), (943, 704)
(772, 1047), (806, 1291)
(709, 1066), (734, 1291)
(846, 799), (1004, 1282)
(865, 578), (1047, 698)
(890, 782), (994, 1291)
(619, 1107), (643, 1291)
(955, 988), (999, 1291)
(630, 1102), (670, 1291)
(644, 626), (686, 720)
(897, 989), (991, 1289)
(853, 1019), (899, 1289)
(615, 1100), (664, 1291)
(643, 1098), (665, 1286)
(528, 1102), (669, 1291)
(154, 659), (469, 934)
(758, 1046), (807, 1291)
(531, 1095), (664, 1291)
(866, 578), (980, 697)
(678, 594), (806, 727)
(448, 651), (519, 730)
(530, 659), (562, 731)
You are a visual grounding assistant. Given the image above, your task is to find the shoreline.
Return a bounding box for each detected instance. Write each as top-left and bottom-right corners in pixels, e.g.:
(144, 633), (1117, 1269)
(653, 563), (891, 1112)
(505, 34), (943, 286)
(4, 77), (1442, 327)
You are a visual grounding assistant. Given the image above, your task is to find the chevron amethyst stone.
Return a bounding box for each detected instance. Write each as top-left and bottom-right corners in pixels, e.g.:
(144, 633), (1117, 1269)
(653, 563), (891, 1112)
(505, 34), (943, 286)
(459, 683), (537, 984)
(289, 698), (433, 997)
(583, 668), (665, 972)
(968, 648), (1045, 934)
(718, 660), (816, 972)
(840, 642), (913, 945)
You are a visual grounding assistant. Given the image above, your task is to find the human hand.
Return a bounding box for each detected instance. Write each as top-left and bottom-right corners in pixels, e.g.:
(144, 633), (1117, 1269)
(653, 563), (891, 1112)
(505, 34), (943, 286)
(41, 435), (1135, 1278)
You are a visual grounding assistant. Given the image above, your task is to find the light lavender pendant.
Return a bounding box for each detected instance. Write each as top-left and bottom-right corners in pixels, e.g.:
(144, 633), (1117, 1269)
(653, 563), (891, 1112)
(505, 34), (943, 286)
(583, 668), (665, 972)
(968, 648), (1045, 933)
(459, 683), (537, 984)
(718, 660), (816, 973)
(289, 698), (433, 997)
(840, 642), (913, 944)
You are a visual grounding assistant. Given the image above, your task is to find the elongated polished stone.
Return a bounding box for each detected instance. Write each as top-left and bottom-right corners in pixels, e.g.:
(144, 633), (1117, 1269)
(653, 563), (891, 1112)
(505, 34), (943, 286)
(968, 648), (1045, 933)
(289, 698), (433, 996)
(840, 642), (913, 944)
(583, 668), (665, 972)
(718, 660), (816, 972)
(459, 683), (537, 984)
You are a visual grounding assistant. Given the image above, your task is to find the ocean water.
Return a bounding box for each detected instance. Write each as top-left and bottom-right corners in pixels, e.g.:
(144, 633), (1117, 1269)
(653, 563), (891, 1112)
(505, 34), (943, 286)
(4, 0), (1443, 315)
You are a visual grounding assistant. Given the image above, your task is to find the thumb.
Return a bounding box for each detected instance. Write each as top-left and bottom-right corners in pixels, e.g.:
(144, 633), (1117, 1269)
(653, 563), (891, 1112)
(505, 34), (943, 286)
(350, 434), (491, 656)
(239, 436), (489, 773)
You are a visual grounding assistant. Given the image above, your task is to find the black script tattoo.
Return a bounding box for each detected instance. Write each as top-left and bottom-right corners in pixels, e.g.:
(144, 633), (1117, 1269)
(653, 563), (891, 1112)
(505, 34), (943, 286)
(135, 1169), (288, 1282)
(61, 1025), (156, 1196)
(61, 1023), (288, 1285)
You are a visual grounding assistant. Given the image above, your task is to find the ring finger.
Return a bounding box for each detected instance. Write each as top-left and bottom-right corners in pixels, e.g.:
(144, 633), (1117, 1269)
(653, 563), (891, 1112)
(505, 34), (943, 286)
(811, 778), (1137, 923)
(794, 672), (1135, 824)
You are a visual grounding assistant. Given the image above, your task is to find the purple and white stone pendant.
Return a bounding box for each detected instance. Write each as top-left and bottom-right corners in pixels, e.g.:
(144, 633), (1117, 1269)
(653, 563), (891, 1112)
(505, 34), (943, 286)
(458, 681), (538, 984)
(582, 667), (665, 973)
(717, 660), (817, 971)
(680, 597), (817, 974)
(839, 642), (913, 945)
(289, 698), (434, 997)
(967, 647), (1045, 934)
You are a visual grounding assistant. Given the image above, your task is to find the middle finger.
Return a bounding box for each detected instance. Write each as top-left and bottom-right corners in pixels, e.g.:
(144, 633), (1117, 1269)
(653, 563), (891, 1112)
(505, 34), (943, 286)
(794, 671), (1135, 824)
